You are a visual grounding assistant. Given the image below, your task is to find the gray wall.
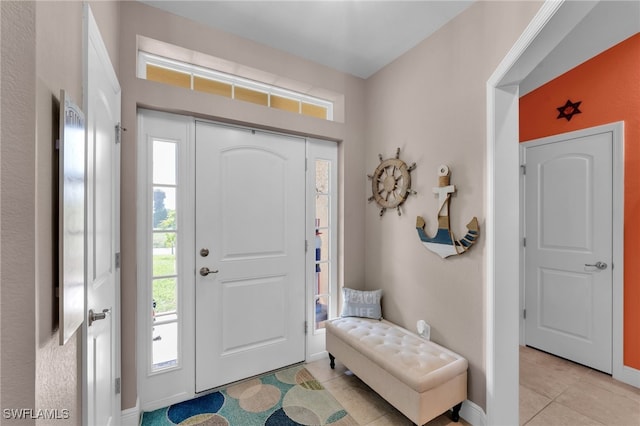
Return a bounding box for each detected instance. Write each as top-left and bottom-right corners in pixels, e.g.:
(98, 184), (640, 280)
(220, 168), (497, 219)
(363, 0), (542, 409)
(1, 3), (37, 424)
(1, 2), (120, 424)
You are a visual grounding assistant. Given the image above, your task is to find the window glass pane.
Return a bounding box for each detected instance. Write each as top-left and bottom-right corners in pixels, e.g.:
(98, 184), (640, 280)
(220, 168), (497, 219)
(315, 228), (327, 264)
(315, 296), (328, 330)
(315, 194), (329, 231)
(271, 95), (300, 113)
(235, 86), (269, 106)
(302, 102), (328, 119)
(147, 64), (191, 89)
(320, 233), (329, 262)
(315, 264), (329, 296)
(153, 243), (176, 277)
(153, 141), (176, 185)
(152, 321), (178, 370)
(316, 160), (330, 193)
(141, 52), (334, 122)
(153, 277), (177, 314)
(314, 229), (329, 263)
(153, 187), (176, 230)
(194, 76), (232, 98)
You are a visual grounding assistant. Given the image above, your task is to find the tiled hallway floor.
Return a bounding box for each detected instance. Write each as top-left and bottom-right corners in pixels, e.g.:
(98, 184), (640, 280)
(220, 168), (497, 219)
(520, 345), (640, 426)
(305, 346), (640, 425)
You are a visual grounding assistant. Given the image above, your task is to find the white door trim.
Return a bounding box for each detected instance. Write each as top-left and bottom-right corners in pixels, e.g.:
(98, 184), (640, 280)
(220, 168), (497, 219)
(487, 1), (640, 423)
(136, 109), (195, 411)
(520, 122), (624, 376)
(137, 111), (320, 409)
(305, 138), (339, 363)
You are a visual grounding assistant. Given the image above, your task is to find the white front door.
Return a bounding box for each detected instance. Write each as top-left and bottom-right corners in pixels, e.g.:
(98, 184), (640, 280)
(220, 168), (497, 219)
(195, 122), (306, 392)
(84, 5), (121, 424)
(524, 129), (612, 373)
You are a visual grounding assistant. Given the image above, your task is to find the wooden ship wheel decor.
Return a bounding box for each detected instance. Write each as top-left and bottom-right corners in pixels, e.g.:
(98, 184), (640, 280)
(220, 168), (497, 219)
(368, 148), (416, 216)
(416, 165), (479, 258)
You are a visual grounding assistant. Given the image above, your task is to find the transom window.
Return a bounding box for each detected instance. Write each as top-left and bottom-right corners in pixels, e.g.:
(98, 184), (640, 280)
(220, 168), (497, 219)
(138, 51), (333, 121)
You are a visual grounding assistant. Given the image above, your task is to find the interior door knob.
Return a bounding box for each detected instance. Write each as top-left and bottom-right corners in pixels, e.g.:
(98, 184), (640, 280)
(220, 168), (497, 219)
(585, 261), (607, 270)
(199, 267), (219, 277)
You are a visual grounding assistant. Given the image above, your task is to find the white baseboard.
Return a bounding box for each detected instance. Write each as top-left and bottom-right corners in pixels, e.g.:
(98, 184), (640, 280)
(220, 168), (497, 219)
(121, 398), (140, 426)
(142, 391), (195, 412)
(460, 399), (486, 426)
(306, 350), (328, 364)
(614, 364), (640, 389)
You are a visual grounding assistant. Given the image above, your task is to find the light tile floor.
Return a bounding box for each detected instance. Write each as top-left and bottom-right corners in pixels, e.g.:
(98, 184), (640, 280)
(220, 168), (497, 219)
(305, 346), (640, 425)
(520, 345), (640, 426)
(305, 358), (470, 426)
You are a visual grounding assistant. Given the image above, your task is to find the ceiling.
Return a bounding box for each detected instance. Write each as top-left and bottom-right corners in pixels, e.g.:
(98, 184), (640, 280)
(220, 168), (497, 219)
(138, 1), (474, 79)
(520, 0), (640, 95)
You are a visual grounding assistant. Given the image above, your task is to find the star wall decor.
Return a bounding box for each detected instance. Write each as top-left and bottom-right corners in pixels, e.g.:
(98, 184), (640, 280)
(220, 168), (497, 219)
(557, 99), (582, 121)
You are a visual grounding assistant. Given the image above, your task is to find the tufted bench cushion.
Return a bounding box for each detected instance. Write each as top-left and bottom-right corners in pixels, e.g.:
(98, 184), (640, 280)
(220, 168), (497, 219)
(326, 316), (468, 424)
(326, 317), (468, 393)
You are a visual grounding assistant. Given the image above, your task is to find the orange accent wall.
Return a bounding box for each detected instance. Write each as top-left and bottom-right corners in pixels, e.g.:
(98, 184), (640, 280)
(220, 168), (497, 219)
(520, 33), (640, 370)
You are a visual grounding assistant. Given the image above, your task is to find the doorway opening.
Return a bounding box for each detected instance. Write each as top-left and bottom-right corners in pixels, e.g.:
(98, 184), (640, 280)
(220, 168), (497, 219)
(520, 123), (623, 375)
(487, 1), (639, 423)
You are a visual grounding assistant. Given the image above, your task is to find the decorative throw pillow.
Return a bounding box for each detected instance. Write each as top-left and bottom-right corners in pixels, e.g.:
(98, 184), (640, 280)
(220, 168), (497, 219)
(340, 288), (382, 320)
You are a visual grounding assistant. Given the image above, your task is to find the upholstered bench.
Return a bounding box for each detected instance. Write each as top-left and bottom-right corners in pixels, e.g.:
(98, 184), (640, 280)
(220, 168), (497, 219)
(325, 317), (467, 425)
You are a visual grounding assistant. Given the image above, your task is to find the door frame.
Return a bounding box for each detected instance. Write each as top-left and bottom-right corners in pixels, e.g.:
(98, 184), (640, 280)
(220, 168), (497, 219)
(487, 1), (639, 423)
(305, 138), (339, 362)
(136, 110), (337, 409)
(136, 109), (195, 411)
(519, 122), (624, 373)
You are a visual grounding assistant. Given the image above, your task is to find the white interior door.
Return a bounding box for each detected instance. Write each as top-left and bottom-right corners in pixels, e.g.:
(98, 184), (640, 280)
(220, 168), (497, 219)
(84, 5), (121, 424)
(195, 122), (306, 392)
(524, 130), (612, 373)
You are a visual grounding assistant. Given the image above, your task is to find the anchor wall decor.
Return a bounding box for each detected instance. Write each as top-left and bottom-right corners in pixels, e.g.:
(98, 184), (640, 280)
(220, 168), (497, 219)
(416, 165), (479, 258)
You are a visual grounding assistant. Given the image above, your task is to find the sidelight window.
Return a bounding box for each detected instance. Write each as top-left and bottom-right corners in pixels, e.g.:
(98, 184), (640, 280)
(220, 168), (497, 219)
(306, 138), (338, 352)
(314, 160), (332, 330)
(150, 140), (179, 371)
(138, 110), (196, 409)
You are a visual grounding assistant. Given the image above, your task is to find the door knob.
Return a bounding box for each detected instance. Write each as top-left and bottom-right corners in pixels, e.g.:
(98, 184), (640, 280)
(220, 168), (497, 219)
(199, 267), (219, 277)
(88, 308), (110, 326)
(585, 261), (607, 270)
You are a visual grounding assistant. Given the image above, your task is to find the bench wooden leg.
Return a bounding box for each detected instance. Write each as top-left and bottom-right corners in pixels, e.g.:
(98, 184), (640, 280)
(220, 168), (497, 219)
(329, 353), (335, 369)
(451, 402), (462, 422)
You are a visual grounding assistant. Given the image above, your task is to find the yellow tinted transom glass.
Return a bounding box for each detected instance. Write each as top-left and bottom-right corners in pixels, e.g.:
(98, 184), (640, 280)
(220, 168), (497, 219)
(140, 52), (332, 120)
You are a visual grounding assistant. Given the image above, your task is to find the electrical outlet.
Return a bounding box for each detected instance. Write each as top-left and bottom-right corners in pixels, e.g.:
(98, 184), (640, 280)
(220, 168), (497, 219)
(416, 320), (431, 340)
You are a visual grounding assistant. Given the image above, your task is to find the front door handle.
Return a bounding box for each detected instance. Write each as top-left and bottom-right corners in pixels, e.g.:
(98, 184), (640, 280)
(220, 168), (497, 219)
(88, 308), (111, 326)
(199, 267), (219, 277)
(585, 261), (607, 270)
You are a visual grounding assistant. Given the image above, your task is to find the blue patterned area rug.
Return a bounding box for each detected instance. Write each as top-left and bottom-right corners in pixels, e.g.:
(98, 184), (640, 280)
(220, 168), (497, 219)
(140, 365), (357, 425)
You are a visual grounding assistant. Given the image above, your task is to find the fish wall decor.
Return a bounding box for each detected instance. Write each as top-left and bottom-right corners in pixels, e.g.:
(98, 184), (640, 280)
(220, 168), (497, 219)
(416, 165), (479, 258)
